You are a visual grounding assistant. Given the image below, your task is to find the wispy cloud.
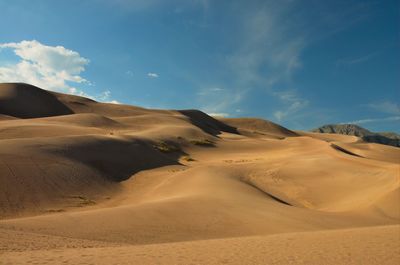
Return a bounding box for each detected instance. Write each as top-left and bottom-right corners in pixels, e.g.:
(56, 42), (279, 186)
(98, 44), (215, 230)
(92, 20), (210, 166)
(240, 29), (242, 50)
(147, 72), (159, 78)
(95, 90), (120, 104)
(194, 1), (372, 123)
(197, 86), (245, 117)
(101, 0), (163, 11)
(343, 116), (400, 125)
(367, 101), (400, 115)
(102, 0), (209, 13)
(226, 2), (304, 87)
(196, 87), (224, 96)
(273, 90), (309, 121)
(0, 40), (119, 103)
(337, 51), (379, 65)
(195, 1), (307, 118)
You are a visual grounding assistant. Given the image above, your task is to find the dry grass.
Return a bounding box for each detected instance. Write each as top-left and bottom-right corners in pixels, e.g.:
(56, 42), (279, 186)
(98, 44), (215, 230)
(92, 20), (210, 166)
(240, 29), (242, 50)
(181, 155), (195, 162)
(153, 141), (180, 153)
(190, 139), (214, 146)
(69, 195), (96, 207)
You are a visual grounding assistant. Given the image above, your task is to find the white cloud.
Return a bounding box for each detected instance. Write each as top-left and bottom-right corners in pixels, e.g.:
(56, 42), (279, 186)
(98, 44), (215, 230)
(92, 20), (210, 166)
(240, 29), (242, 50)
(0, 40), (89, 95)
(343, 116), (400, 125)
(0, 40), (120, 103)
(96, 90), (121, 104)
(97, 90), (111, 101)
(206, 112), (229, 117)
(147, 72), (159, 78)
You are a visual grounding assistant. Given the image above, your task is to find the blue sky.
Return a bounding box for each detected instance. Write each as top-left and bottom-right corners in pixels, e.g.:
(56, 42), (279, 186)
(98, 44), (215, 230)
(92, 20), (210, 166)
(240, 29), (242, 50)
(0, 0), (399, 132)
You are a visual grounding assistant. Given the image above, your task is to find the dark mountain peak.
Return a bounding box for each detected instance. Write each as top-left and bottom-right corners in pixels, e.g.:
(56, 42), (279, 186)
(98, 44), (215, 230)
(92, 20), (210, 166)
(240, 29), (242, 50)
(312, 124), (399, 148)
(312, 124), (373, 137)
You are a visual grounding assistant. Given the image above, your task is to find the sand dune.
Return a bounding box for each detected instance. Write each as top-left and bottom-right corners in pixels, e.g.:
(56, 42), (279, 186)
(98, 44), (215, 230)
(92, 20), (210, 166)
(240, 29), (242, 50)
(0, 83), (399, 264)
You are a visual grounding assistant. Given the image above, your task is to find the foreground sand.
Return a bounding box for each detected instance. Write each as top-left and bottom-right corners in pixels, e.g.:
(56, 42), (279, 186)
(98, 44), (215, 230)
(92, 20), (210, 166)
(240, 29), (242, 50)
(2, 225), (399, 265)
(0, 83), (399, 264)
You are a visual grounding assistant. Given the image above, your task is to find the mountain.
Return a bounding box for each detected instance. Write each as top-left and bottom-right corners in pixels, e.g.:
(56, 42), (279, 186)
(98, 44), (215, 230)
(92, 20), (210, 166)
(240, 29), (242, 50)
(312, 124), (400, 147)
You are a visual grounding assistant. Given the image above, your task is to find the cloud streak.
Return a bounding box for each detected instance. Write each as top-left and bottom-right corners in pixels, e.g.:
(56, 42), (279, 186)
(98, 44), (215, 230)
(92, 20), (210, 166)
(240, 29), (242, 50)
(273, 90), (309, 121)
(227, 2), (304, 87)
(337, 51), (379, 65)
(367, 101), (400, 115)
(343, 116), (400, 125)
(197, 86), (245, 117)
(106, 0), (209, 11)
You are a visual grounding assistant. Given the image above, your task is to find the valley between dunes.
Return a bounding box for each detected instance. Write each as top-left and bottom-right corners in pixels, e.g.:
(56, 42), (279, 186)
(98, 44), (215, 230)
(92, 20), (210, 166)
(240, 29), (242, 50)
(0, 83), (399, 264)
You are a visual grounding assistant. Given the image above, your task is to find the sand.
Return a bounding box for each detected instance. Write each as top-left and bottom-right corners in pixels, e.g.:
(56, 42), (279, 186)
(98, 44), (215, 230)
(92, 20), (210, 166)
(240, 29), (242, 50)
(0, 83), (399, 264)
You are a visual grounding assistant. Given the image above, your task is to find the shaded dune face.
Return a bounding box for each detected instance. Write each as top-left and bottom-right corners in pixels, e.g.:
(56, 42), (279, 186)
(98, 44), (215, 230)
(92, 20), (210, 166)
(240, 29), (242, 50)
(219, 117), (298, 138)
(0, 83), (399, 264)
(0, 83), (73, 118)
(42, 136), (181, 182)
(179, 110), (238, 136)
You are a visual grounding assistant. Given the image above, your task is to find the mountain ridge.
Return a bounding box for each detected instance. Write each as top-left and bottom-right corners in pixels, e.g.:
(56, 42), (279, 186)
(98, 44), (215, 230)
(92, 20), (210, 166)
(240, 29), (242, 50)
(312, 124), (400, 147)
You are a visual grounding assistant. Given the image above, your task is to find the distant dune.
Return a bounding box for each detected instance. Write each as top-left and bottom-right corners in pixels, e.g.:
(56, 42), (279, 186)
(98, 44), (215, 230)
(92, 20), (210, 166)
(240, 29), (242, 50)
(0, 83), (399, 264)
(219, 117), (298, 138)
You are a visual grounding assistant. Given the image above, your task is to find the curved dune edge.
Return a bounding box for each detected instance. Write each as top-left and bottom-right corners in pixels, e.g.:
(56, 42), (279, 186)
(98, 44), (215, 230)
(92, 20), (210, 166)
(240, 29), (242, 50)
(1, 225), (399, 265)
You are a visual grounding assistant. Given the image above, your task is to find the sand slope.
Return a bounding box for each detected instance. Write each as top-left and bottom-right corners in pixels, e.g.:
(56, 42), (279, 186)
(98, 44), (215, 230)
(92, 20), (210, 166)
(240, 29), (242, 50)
(0, 83), (399, 264)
